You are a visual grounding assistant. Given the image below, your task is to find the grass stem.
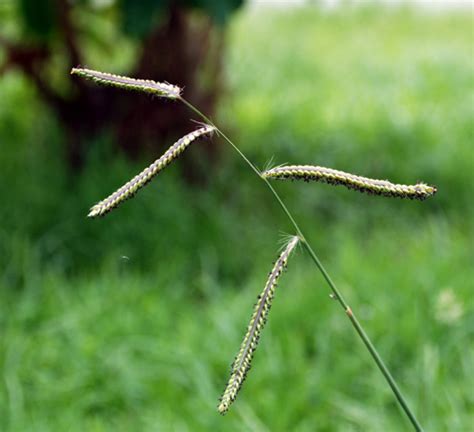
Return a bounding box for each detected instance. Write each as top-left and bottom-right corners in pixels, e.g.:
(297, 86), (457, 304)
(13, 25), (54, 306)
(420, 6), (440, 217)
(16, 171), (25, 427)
(179, 96), (423, 431)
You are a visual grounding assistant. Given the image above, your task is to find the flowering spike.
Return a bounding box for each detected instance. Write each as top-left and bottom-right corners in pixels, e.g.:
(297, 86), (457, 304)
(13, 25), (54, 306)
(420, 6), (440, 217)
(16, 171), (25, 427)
(71, 67), (181, 99)
(262, 165), (437, 200)
(218, 236), (299, 414)
(88, 125), (215, 217)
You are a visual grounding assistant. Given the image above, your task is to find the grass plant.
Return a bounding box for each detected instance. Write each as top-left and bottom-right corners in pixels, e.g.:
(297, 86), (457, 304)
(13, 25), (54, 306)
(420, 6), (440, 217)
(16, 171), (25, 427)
(2, 7), (471, 431)
(71, 63), (438, 431)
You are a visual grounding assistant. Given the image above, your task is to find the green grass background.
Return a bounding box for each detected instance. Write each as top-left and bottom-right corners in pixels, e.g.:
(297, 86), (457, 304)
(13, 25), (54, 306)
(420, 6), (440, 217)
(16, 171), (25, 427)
(1, 4), (473, 431)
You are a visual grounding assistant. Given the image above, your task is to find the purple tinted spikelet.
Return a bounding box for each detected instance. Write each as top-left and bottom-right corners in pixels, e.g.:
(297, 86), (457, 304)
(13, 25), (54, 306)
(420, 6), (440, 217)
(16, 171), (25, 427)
(218, 236), (299, 414)
(88, 125), (215, 217)
(71, 67), (181, 99)
(263, 165), (437, 200)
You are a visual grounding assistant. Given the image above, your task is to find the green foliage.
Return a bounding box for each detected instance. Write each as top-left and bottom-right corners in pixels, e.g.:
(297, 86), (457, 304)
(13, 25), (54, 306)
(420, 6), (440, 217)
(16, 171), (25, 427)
(222, 6), (473, 215)
(120, 0), (167, 37)
(0, 4), (472, 431)
(192, 0), (245, 25)
(18, 0), (57, 39)
(15, 0), (244, 41)
(118, 0), (244, 35)
(0, 224), (472, 431)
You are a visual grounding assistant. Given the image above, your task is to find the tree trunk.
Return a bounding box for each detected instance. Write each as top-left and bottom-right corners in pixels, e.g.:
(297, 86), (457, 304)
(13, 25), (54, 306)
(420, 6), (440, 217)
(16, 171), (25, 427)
(1, 3), (225, 180)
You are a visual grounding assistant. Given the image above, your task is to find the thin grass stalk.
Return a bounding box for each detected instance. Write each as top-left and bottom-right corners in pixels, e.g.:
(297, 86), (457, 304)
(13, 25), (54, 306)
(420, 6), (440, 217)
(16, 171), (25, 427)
(263, 165), (437, 200)
(72, 68), (424, 431)
(219, 236), (299, 414)
(179, 97), (424, 431)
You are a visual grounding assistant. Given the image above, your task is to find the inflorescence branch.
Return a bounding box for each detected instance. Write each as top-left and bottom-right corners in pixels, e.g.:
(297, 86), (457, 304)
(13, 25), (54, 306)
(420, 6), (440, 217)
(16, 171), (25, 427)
(219, 236), (299, 414)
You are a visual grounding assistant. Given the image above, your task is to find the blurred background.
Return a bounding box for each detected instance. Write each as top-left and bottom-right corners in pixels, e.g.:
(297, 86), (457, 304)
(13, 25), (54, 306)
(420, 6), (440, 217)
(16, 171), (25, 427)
(0, 0), (473, 430)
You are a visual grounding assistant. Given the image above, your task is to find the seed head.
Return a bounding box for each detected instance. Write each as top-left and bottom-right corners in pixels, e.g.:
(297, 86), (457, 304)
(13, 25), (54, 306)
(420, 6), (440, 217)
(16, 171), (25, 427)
(218, 236), (299, 414)
(71, 67), (181, 99)
(262, 165), (437, 200)
(88, 125), (215, 217)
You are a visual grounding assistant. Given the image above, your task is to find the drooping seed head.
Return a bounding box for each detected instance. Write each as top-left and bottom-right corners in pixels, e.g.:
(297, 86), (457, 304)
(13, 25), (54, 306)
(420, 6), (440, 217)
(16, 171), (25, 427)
(262, 165), (437, 200)
(71, 67), (181, 99)
(218, 236), (299, 414)
(88, 125), (215, 217)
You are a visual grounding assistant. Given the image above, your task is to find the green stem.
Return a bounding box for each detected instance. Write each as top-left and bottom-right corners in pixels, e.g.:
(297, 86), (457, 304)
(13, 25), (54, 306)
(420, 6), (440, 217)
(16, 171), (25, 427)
(180, 97), (423, 431)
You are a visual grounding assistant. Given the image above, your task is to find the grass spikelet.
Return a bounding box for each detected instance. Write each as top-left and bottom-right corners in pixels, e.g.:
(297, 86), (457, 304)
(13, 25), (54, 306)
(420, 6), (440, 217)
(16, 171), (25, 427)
(218, 235), (299, 415)
(71, 67), (181, 99)
(262, 165), (437, 200)
(88, 125), (215, 217)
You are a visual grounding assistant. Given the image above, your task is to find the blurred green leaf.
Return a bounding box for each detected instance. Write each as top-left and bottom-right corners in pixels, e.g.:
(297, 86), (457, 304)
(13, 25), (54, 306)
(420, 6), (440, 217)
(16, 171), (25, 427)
(18, 0), (57, 39)
(188, 0), (244, 25)
(119, 0), (167, 37)
(119, 0), (244, 36)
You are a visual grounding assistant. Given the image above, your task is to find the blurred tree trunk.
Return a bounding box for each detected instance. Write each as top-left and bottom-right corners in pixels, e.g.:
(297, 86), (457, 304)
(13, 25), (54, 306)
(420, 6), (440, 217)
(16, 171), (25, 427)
(0, 1), (226, 182)
(118, 3), (223, 182)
